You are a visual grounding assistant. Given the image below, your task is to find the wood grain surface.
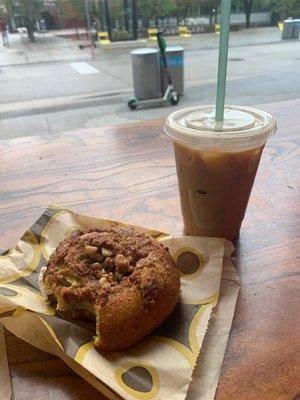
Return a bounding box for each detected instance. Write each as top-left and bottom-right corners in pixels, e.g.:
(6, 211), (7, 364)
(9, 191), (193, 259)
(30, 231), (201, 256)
(0, 98), (299, 400)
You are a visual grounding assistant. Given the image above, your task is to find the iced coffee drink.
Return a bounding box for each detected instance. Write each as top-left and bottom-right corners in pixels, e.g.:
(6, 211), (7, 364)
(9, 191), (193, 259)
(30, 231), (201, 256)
(165, 106), (277, 240)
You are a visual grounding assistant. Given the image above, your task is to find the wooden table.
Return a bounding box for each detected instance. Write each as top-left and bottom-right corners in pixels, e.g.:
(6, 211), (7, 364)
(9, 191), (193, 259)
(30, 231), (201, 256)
(0, 99), (299, 400)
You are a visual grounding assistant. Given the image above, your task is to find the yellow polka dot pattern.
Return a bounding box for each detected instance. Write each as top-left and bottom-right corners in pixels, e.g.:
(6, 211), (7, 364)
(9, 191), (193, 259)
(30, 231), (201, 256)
(0, 205), (226, 400)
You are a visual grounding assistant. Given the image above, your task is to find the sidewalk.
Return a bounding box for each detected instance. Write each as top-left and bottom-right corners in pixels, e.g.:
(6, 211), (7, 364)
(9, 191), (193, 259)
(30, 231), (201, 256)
(0, 26), (298, 140)
(0, 31), (91, 66)
(1, 66), (300, 140)
(0, 27), (283, 67)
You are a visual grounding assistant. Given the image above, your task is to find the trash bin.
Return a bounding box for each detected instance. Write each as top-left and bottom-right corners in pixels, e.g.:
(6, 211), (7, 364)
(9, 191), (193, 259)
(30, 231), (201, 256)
(292, 19), (300, 38)
(282, 19), (296, 39)
(161, 46), (184, 96)
(131, 48), (161, 100)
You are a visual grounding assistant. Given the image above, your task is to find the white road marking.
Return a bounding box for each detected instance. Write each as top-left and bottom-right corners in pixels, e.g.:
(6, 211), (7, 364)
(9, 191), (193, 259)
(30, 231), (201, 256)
(70, 62), (99, 75)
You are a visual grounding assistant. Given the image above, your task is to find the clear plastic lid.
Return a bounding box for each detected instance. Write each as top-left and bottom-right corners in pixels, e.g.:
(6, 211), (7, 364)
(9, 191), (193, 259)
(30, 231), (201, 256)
(164, 105), (277, 150)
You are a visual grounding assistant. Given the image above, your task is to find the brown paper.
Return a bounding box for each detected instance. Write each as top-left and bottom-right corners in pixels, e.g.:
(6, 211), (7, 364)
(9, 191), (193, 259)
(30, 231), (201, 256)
(0, 325), (13, 400)
(0, 206), (239, 400)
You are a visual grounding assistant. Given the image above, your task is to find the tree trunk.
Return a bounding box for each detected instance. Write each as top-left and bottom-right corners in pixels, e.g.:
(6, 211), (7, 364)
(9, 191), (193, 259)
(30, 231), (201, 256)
(244, 0), (253, 29)
(214, 0), (219, 25)
(26, 24), (35, 42)
(176, 0), (180, 25)
(245, 10), (251, 28)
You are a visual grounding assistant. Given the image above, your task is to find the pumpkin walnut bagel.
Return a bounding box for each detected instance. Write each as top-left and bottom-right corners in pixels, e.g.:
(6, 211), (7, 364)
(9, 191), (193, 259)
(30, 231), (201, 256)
(41, 226), (180, 351)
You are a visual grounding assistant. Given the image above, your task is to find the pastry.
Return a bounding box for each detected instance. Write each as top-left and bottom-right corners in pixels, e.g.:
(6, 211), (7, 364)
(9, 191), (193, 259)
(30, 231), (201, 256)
(41, 226), (180, 351)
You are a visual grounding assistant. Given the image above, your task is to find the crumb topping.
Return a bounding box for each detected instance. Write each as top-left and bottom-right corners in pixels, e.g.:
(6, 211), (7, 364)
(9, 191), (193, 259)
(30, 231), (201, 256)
(43, 226), (175, 308)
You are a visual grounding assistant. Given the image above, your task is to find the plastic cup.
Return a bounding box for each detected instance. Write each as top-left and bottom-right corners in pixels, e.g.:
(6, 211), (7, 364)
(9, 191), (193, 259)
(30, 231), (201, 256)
(164, 105), (277, 240)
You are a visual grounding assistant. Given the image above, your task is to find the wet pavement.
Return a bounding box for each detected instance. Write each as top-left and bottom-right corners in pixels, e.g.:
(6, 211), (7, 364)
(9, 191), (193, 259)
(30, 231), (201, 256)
(0, 27), (299, 139)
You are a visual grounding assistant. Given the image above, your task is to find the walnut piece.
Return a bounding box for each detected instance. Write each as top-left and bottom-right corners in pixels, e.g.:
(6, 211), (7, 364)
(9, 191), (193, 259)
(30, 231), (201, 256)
(101, 247), (113, 257)
(115, 254), (130, 273)
(85, 245), (98, 255)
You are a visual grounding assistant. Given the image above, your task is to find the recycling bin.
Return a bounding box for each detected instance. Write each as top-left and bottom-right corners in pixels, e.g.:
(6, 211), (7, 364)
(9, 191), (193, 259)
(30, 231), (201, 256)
(161, 46), (184, 96)
(282, 19), (296, 39)
(292, 19), (300, 38)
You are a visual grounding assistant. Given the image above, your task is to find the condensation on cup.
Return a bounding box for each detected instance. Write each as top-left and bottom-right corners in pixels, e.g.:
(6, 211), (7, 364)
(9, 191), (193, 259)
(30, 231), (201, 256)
(164, 105), (277, 241)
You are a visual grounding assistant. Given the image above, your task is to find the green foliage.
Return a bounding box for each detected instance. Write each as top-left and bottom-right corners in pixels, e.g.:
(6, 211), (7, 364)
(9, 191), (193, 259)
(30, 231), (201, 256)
(56, 0), (95, 19)
(110, 0), (123, 20)
(175, 0), (200, 19)
(0, 0), (6, 17)
(6, 0), (45, 40)
(13, 0), (44, 19)
(138, 0), (176, 19)
(138, 0), (299, 22)
(231, 0), (299, 27)
(55, 0), (84, 20)
(264, 0), (300, 18)
(111, 29), (129, 40)
(157, 0), (176, 16)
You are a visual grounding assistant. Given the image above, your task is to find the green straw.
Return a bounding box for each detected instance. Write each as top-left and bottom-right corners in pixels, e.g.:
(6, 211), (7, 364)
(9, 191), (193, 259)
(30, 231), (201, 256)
(215, 0), (232, 123)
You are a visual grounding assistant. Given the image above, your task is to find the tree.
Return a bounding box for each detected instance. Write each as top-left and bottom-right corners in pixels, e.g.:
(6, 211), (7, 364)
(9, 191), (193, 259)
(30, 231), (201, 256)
(233, 0), (300, 28)
(5, 0), (44, 41)
(55, 0), (85, 27)
(267, 0), (299, 19)
(0, 0), (6, 17)
(200, 0), (221, 25)
(55, 0), (91, 21)
(231, 0), (264, 29)
(21, 0), (45, 41)
(109, 0), (123, 21)
(243, 0), (253, 27)
(138, 0), (156, 21)
(174, 0), (200, 24)
(138, 0), (175, 26)
(53, 0), (97, 30)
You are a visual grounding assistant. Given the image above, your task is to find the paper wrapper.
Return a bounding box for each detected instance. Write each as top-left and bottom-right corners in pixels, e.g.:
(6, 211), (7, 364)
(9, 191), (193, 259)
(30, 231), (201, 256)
(0, 206), (239, 400)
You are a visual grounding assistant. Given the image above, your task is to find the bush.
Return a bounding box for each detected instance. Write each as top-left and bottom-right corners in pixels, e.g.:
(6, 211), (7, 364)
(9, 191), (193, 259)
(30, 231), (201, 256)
(111, 30), (129, 41)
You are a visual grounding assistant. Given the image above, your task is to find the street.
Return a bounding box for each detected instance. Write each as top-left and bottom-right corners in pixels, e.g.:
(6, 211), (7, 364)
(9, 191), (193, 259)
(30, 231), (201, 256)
(0, 27), (299, 140)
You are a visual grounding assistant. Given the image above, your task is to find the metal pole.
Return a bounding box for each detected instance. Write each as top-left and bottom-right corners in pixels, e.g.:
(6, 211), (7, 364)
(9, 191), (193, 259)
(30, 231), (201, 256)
(132, 0), (138, 40)
(84, 0), (95, 58)
(105, 0), (112, 41)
